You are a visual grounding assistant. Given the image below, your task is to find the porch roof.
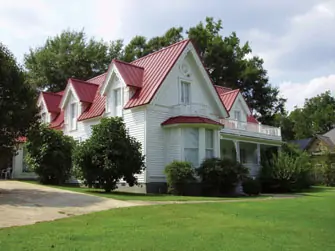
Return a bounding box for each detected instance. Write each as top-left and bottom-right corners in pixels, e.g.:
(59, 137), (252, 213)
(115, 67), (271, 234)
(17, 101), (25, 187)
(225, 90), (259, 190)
(161, 116), (223, 127)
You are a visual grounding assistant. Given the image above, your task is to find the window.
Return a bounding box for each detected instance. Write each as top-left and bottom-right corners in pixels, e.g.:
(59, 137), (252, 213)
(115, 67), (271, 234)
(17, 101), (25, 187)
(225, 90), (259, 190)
(114, 88), (122, 117)
(106, 93), (112, 113)
(205, 129), (214, 158)
(70, 103), (77, 130)
(234, 111), (241, 121)
(183, 128), (199, 167)
(240, 148), (246, 163)
(180, 81), (190, 104)
(41, 112), (47, 123)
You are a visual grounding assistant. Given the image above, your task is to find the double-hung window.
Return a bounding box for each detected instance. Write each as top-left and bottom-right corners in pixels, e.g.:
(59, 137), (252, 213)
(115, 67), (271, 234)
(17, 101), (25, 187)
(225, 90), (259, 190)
(183, 128), (199, 167)
(41, 112), (47, 123)
(70, 103), (77, 130)
(114, 88), (122, 117)
(180, 81), (190, 104)
(205, 129), (214, 158)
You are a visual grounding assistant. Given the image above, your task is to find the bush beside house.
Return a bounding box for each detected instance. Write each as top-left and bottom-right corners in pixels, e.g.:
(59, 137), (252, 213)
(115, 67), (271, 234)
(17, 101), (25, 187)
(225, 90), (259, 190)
(73, 117), (145, 192)
(25, 124), (75, 185)
(260, 147), (312, 193)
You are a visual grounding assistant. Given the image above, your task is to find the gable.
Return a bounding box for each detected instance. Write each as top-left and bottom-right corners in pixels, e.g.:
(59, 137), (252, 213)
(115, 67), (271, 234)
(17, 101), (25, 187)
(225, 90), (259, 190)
(152, 42), (228, 118)
(230, 94), (251, 121)
(60, 82), (80, 109)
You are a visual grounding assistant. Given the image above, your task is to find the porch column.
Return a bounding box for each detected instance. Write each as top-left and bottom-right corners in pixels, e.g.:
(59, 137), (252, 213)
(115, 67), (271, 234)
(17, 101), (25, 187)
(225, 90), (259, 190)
(257, 143), (261, 165)
(234, 140), (241, 163)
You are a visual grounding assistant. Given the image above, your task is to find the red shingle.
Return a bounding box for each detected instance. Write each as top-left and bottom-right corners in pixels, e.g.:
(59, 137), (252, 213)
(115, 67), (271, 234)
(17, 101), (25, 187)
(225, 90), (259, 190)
(70, 78), (98, 103)
(113, 59), (144, 88)
(42, 92), (62, 113)
(161, 116), (223, 126)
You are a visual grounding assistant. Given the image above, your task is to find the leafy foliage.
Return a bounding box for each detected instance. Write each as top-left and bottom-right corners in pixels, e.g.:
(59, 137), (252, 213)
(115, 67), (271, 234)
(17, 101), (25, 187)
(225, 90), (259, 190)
(197, 158), (249, 195)
(312, 152), (335, 186)
(242, 178), (262, 196)
(73, 117), (145, 192)
(0, 43), (39, 166)
(260, 149), (312, 192)
(25, 124), (75, 184)
(24, 29), (124, 92)
(164, 161), (196, 195)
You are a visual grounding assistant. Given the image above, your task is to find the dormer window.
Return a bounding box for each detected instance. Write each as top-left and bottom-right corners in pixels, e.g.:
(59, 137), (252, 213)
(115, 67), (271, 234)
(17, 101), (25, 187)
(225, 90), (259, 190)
(114, 88), (122, 117)
(180, 81), (190, 104)
(234, 111), (241, 121)
(70, 103), (77, 130)
(41, 112), (47, 123)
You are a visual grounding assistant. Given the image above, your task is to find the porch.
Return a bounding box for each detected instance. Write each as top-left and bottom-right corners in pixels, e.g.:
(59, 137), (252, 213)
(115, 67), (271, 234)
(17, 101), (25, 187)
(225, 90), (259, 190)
(220, 136), (281, 177)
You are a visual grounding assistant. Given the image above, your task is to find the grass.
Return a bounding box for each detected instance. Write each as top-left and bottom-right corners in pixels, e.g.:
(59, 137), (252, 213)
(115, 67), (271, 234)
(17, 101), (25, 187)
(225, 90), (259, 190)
(21, 180), (267, 201)
(0, 187), (334, 251)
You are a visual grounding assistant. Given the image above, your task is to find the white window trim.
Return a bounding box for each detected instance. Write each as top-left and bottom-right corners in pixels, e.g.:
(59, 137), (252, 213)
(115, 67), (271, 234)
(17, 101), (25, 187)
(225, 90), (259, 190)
(69, 102), (77, 131)
(179, 79), (191, 105)
(205, 129), (214, 159)
(183, 128), (199, 168)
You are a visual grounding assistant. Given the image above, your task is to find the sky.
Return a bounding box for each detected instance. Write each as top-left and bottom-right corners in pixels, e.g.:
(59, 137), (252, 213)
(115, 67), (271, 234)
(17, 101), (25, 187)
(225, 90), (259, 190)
(0, 0), (334, 111)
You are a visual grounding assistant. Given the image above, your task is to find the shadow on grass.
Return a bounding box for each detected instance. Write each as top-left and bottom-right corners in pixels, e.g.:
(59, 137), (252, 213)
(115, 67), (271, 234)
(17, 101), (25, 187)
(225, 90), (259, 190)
(295, 186), (335, 197)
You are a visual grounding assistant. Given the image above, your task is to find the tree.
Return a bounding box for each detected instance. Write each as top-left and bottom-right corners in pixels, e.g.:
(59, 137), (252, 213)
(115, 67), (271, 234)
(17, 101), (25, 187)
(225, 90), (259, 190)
(122, 17), (285, 124)
(286, 91), (335, 139)
(0, 43), (38, 168)
(25, 124), (75, 184)
(73, 117), (145, 192)
(187, 17), (285, 125)
(24, 29), (124, 92)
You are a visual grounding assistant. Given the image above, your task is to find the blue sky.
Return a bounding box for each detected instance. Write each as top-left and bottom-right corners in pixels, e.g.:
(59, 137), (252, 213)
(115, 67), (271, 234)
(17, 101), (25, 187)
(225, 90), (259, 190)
(1, 0), (334, 111)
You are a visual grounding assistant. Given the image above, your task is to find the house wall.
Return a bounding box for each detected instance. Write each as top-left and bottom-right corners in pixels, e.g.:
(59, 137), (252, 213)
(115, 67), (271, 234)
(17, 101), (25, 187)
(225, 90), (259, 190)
(144, 45), (223, 192)
(12, 146), (37, 180)
(230, 97), (248, 122)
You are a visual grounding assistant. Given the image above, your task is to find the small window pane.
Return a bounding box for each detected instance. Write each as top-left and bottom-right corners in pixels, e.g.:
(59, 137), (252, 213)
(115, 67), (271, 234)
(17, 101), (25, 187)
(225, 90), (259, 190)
(185, 148), (199, 167)
(184, 128), (199, 148)
(205, 129), (213, 149)
(181, 81), (190, 104)
(114, 89), (121, 106)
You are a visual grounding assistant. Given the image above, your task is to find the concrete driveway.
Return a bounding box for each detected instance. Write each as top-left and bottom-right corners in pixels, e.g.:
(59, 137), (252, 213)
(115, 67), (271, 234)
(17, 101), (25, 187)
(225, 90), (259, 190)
(0, 181), (144, 228)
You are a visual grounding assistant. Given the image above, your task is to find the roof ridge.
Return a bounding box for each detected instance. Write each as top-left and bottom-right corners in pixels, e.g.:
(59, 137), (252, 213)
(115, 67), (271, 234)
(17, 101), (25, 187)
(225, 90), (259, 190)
(219, 88), (240, 95)
(69, 78), (99, 86)
(131, 39), (190, 63)
(113, 59), (145, 69)
(42, 91), (63, 96)
(87, 73), (107, 82)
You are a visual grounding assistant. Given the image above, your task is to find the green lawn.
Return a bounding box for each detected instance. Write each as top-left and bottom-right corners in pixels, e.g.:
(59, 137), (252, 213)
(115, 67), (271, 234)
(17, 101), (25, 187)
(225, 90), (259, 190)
(22, 181), (266, 201)
(1, 187), (334, 251)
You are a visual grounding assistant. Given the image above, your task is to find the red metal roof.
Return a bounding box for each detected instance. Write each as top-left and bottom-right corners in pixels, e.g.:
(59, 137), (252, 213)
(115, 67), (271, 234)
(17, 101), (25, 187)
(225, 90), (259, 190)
(216, 88), (240, 111)
(247, 115), (259, 124)
(69, 78), (98, 103)
(50, 110), (64, 129)
(113, 59), (144, 88)
(125, 39), (190, 108)
(42, 92), (62, 113)
(77, 73), (107, 121)
(161, 116), (223, 126)
(214, 85), (233, 96)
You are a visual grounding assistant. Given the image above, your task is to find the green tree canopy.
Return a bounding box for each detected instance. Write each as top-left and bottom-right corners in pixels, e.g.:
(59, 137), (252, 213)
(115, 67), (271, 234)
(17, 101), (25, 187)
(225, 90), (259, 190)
(73, 117), (145, 192)
(289, 91), (335, 139)
(24, 30), (123, 92)
(0, 43), (38, 165)
(25, 124), (75, 184)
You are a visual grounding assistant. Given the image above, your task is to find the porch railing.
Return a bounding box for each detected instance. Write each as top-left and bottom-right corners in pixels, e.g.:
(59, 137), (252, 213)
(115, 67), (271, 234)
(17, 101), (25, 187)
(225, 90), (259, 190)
(220, 118), (281, 137)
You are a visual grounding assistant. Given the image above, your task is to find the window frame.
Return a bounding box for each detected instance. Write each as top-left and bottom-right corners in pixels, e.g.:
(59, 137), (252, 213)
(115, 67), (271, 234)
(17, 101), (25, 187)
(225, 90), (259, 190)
(180, 80), (191, 105)
(183, 128), (199, 168)
(240, 148), (247, 164)
(70, 102), (77, 130)
(114, 88), (122, 117)
(205, 129), (214, 159)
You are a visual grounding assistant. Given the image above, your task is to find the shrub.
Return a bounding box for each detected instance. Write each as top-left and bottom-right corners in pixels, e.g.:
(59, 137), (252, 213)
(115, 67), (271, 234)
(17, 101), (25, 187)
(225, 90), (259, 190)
(164, 161), (195, 195)
(242, 178), (261, 195)
(313, 152), (335, 186)
(25, 124), (75, 185)
(73, 117), (145, 192)
(260, 149), (312, 193)
(197, 158), (249, 195)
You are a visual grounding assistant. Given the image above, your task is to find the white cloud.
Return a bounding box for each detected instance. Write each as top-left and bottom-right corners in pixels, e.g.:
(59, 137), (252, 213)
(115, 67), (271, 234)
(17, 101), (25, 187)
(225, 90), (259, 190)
(280, 75), (335, 111)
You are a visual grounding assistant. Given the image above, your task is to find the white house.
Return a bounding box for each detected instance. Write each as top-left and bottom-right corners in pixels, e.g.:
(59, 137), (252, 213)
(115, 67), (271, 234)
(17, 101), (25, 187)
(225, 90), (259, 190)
(12, 39), (282, 193)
